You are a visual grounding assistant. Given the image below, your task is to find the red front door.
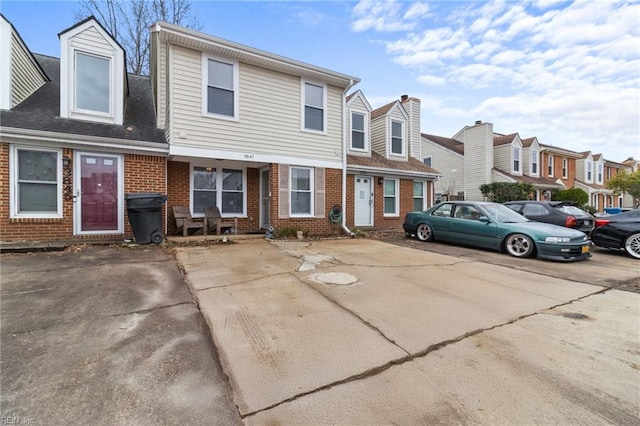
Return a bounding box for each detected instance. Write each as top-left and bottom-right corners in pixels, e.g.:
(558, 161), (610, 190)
(80, 154), (118, 232)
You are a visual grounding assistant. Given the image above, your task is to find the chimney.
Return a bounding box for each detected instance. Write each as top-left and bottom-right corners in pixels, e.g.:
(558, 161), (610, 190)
(401, 94), (409, 102)
(475, 120), (482, 125)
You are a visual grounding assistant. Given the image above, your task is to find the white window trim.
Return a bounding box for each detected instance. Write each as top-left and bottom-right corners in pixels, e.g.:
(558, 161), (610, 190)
(423, 156), (432, 167)
(201, 54), (240, 121)
(350, 111), (368, 152)
(10, 145), (63, 218)
(189, 162), (247, 217)
(389, 119), (405, 157)
(562, 158), (568, 178)
(512, 146), (522, 174)
(290, 166), (315, 217)
(530, 149), (539, 176)
(300, 79), (327, 135)
(596, 162), (604, 185)
(383, 178), (399, 217)
(413, 181), (427, 212)
(586, 160), (593, 183)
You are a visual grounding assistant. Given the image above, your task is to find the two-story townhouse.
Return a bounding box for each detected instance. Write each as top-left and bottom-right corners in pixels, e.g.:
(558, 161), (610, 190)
(602, 159), (631, 209)
(150, 22), (361, 236)
(345, 92), (440, 230)
(575, 152), (609, 211)
(538, 143), (581, 192)
(0, 15), (167, 243)
(422, 121), (563, 201)
(621, 157), (639, 208)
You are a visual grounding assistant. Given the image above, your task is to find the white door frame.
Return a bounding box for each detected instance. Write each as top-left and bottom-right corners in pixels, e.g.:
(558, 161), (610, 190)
(354, 175), (373, 227)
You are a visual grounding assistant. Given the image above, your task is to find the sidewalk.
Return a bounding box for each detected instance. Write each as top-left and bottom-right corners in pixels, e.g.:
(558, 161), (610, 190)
(174, 238), (640, 424)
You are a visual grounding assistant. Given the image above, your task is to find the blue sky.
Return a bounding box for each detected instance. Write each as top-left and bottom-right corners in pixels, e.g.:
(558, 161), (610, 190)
(2, 0), (639, 163)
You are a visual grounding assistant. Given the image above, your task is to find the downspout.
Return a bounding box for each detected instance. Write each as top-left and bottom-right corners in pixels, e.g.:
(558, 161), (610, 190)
(341, 79), (357, 237)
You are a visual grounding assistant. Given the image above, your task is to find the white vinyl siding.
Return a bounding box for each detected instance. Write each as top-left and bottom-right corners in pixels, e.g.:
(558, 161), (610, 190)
(421, 138), (464, 198)
(461, 123), (493, 201)
(10, 33), (46, 107)
(169, 46), (343, 162)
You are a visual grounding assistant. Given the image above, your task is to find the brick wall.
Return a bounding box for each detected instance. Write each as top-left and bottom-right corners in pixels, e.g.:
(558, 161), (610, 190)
(0, 143), (166, 242)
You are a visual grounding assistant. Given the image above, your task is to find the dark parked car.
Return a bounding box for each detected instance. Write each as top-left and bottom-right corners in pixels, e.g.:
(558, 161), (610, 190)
(403, 201), (591, 261)
(504, 201), (594, 233)
(591, 209), (640, 259)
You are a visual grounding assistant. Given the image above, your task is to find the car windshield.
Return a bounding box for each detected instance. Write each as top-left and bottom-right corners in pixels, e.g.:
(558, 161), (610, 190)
(482, 203), (529, 223)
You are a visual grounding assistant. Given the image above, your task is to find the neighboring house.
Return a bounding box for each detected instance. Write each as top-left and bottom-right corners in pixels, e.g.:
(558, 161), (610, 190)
(422, 121), (564, 202)
(150, 22), (362, 236)
(538, 143), (581, 190)
(345, 92), (440, 230)
(621, 157), (639, 208)
(575, 152), (631, 211)
(0, 15), (167, 242)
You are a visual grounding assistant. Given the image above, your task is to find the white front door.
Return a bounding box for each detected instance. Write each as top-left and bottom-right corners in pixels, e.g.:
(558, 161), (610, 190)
(355, 176), (373, 226)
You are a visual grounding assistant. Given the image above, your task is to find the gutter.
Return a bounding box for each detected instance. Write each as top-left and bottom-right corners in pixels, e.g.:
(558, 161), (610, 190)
(341, 79), (358, 237)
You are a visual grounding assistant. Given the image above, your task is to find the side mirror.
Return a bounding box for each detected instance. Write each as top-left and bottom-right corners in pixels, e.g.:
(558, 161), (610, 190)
(478, 216), (491, 223)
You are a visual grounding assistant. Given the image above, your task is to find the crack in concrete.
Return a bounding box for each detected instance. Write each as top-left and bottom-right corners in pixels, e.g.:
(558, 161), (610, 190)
(193, 271), (296, 292)
(240, 285), (614, 419)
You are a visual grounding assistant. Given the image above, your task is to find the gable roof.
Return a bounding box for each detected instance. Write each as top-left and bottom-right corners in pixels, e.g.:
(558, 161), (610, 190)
(422, 133), (464, 155)
(0, 54), (166, 144)
(522, 137), (538, 148)
(493, 133), (519, 146)
(346, 89), (372, 111)
(539, 143), (584, 158)
(371, 100), (406, 119)
(493, 167), (565, 189)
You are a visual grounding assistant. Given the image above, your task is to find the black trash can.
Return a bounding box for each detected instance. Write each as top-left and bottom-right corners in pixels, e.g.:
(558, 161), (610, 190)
(125, 192), (165, 244)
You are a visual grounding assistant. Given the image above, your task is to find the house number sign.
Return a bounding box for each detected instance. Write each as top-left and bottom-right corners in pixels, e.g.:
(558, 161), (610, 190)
(243, 153), (255, 160)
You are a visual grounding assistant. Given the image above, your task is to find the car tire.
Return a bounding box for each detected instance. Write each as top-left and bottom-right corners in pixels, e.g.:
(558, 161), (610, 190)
(415, 223), (434, 242)
(623, 232), (640, 259)
(504, 233), (535, 258)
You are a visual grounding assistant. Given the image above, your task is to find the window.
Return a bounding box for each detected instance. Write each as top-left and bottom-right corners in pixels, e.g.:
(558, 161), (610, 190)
(562, 158), (568, 178)
(513, 146), (521, 173)
(351, 112), (365, 150)
(291, 167), (313, 215)
(523, 203), (549, 216)
(391, 121), (403, 155)
(12, 146), (61, 217)
(531, 149), (538, 174)
(303, 81), (325, 132)
(413, 182), (425, 211)
(423, 157), (432, 167)
(587, 161), (593, 181)
(192, 166), (245, 215)
(193, 167), (217, 215)
(383, 179), (398, 215)
(431, 203), (452, 217)
(597, 163), (603, 184)
(548, 155), (554, 176)
(205, 58), (237, 118)
(76, 52), (110, 113)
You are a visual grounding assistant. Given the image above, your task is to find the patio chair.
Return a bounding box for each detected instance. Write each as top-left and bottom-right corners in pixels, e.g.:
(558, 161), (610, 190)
(172, 206), (206, 236)
(205, 207), (238, 235)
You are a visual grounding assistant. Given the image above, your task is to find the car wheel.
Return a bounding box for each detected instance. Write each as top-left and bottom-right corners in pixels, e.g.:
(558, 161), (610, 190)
(504, 233), (535, 258)
(415, 223), (434, 242)
(623, 232), (640, 259)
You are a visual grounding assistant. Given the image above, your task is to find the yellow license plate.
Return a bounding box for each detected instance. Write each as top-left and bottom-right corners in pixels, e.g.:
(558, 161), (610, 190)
(581, 245), (590, 254)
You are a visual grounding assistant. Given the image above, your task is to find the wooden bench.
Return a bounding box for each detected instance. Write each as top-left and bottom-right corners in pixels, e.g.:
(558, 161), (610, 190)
(205, 207), (238, 235)
(172, 206), (206, 236)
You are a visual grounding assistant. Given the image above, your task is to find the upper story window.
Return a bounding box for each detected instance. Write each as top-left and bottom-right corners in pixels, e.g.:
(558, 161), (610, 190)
(76, 52), (110, 113)
(204, 57), (238, 119)
(530, 149), (538, 175)
(548, 155), (554, 177)
(391, 120), (403, 155)
(586, 160), (593, 181)
(351, 112), (366, 150)
(302, 81), (326, 133)
(562, 158), (568, 178)
(423, 157), (432, 167)
(513, 146), (521, 173)
(11, 145), (62, 218)
(607, 166), (612, 180)
(596, 162), (603, 184)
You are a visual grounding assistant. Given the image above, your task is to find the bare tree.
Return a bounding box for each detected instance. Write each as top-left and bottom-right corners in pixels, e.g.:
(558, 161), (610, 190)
(74, 0), (201, 75)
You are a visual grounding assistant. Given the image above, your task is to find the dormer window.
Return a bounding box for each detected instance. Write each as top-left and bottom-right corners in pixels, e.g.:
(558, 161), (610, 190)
(391, 120), (403, 155)
(596, 162), (603, 184)
(531, 149), (538, 175)
(76, 52), (110, 113)
(59, 18), (124, 125)
(586, 160), (593, 181)
(548, 155), (554, 177)
(351, 112), (366, 150)
(513, 146), (521, 173)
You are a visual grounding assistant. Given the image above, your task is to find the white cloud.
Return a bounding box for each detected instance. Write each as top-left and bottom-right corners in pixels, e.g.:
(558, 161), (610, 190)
(350, 0), (426, 32)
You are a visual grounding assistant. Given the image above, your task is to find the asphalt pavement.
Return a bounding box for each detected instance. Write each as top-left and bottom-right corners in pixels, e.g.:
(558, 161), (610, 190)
(1, 245), (241, 425)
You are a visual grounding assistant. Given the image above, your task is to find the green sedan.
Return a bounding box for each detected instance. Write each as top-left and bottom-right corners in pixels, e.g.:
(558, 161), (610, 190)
(403, 201), (591, 261)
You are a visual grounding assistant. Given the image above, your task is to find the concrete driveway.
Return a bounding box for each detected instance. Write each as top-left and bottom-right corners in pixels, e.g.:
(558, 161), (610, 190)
(174, 238), (640, 425)
(1, 245), (240, 425)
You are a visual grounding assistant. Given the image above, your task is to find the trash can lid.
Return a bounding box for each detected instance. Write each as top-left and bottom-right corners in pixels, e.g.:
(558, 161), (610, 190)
(125, 192), (163, 199)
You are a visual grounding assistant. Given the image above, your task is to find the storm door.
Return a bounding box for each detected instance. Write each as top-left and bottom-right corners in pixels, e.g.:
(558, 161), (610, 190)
(77, 153), (122, 233)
